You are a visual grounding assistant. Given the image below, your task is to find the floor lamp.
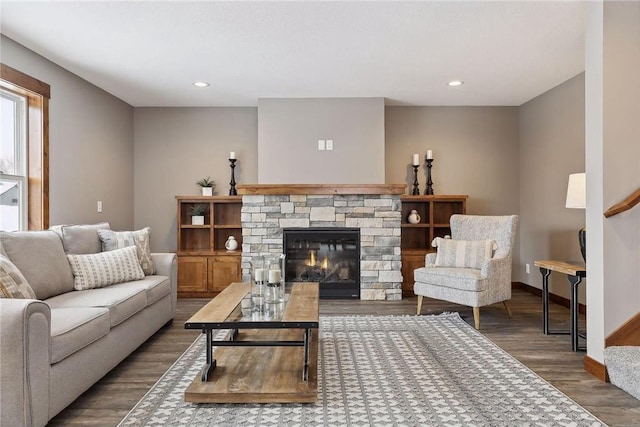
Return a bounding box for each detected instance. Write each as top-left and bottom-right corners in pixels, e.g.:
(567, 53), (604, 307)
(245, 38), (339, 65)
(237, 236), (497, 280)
(565, 172), (586, 262)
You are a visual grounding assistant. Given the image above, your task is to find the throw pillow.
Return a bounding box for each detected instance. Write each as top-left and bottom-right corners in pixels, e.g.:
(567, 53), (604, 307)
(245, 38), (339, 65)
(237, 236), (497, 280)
(67, 246), (145, 290)
(0, 254), (37, 299)
(54, 223), (111, 254)
(97, 227), (154, 275)
(432, 238), (497, 269)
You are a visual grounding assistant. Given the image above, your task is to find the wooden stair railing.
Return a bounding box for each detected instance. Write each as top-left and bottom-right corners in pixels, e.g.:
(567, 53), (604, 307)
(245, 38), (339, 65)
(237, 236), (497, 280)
(605, 311), (640, 347)
(604, 187), (640, 218)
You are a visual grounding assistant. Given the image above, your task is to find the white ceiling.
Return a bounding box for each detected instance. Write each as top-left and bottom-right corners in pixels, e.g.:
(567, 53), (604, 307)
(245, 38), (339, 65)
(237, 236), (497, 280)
(0, 1), (586, 107)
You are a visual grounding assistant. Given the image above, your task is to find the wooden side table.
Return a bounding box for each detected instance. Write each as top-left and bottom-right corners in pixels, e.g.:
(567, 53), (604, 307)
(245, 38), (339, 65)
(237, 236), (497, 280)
(534, 260), (587, 352)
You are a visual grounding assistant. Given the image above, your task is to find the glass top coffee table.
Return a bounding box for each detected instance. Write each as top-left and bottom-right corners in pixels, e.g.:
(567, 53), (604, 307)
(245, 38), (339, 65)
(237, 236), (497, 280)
(184, 281), (319, 403)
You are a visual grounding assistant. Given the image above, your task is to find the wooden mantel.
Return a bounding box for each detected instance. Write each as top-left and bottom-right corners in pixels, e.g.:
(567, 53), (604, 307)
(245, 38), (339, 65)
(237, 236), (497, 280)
(236, 184), (407, 195)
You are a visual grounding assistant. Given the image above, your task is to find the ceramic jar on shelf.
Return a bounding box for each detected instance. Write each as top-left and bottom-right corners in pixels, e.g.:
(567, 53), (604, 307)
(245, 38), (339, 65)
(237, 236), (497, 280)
(408, 209), (421, 224)
(225, 235), (238, 251)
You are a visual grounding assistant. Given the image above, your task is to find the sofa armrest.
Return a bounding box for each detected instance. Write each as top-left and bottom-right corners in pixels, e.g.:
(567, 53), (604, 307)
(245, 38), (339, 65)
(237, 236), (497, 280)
(0, 299), (51, 427)
(151, 253), (177, 315)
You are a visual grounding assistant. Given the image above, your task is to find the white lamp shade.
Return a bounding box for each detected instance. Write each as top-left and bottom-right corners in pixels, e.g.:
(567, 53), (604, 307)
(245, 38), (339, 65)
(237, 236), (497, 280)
(565, 173), (586, 209)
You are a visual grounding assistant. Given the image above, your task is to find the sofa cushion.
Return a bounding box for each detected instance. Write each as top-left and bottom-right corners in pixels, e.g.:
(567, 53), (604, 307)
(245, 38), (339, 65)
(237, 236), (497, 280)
(414, 266), (488, 292)
(0, 230), (74, 299)
(50, 307), (110, 364)
(56, 223), (111, 254)
(67, 246), (145, 290)
(432, 238), (496, 269)
(46, 285), (147, 328)
(98, 227), (155, 275)
(108, 275), (171, 306)
(0, 254), (37, 299)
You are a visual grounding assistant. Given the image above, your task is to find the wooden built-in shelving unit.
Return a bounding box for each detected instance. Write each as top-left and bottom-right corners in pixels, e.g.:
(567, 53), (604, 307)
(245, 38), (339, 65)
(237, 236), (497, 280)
(176, 196), (242, 297)
(400, 195), (468, 297)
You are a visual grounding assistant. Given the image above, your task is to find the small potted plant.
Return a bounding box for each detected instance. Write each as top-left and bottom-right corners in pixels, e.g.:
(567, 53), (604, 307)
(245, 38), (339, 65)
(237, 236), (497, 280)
(190, 204), (207, 225)
(196, 176), (215, 196)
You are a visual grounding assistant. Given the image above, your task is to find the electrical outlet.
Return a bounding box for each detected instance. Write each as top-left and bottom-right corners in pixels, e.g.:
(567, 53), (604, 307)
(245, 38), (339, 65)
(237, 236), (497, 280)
(525, 263), (530, 274)
(97, 201), (103, 213)
(318, 140), (325, 151)
(326, 139), (333, 150)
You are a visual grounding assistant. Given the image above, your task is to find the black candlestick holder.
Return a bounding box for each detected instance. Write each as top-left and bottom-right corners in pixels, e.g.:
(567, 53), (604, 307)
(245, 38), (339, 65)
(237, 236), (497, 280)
(228, 158), (238, 195)
(411, 165), (420, 195)
(425, 158), (434, 195)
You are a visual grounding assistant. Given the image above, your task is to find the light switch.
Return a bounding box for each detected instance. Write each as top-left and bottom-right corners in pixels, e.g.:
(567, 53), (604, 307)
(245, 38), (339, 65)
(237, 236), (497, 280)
(318, 140), (326, 151)
(326, 140), (333, 150)
(97, 201), (103, 213)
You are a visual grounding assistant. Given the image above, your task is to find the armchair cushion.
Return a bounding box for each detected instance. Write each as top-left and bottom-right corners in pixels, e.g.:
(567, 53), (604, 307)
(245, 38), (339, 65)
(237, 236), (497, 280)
(432, 238), (496, 269)
(414, 266), (487, 292)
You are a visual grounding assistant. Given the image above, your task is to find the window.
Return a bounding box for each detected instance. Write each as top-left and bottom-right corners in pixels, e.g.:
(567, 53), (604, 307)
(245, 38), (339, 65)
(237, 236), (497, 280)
(1, 89), (28, 231)
(0, 63), (50, 231)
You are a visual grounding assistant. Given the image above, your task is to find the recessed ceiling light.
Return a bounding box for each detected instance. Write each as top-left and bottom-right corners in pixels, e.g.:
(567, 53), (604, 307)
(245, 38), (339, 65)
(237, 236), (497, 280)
(193, 81), (210, 88)
(448, 80), (464, 87)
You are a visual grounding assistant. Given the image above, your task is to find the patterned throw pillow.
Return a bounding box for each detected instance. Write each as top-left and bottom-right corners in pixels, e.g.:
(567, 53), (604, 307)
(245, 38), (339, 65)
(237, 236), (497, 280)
(67, 246), (145, 290)
(0, 254), (37, 299)
(432, 238), (497, 269)
(97, 227), (154, 275)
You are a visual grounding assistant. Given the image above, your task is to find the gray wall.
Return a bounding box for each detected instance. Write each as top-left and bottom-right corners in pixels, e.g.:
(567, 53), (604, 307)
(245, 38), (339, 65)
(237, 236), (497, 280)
(517, 73), (586, 302)
(133, 107), (258, 252)
(385, 106), (521, 277)
(257, 98), (385, 184)
(385, 107), (520, 215)
(1, 35), (134, 230)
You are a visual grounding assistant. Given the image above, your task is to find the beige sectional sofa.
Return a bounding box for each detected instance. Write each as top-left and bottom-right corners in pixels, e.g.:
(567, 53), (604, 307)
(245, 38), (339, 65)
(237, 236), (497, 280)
(0, 224), (177, 427)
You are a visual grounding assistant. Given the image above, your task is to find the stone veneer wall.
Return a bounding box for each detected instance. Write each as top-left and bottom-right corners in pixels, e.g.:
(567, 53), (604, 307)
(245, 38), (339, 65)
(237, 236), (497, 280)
(241, 194), (403, 300)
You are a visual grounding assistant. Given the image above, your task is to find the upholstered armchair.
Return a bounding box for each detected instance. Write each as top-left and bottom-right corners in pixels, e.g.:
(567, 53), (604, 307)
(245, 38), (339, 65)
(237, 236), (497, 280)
(413, 214), (519, 329)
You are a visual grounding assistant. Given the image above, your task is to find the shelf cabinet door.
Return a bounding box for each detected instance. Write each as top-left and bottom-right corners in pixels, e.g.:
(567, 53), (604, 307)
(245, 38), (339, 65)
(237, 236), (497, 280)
(177, 256), (208, 292)
(208, 255), (241, 293)
(401, 252), (429, 297)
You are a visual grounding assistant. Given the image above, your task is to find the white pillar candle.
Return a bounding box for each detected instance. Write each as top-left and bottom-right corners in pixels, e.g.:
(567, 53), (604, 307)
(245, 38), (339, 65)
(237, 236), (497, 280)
(268, 269), (281, 283)
(254, 268), (265, 281)
(426, 150), (433, 160)
(412, 154), (419, 166)
(229, 151), (236, 160)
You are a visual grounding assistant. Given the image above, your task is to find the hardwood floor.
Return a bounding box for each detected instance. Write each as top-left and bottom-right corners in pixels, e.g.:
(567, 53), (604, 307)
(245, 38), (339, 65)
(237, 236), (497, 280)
(48, 289), (640, 426)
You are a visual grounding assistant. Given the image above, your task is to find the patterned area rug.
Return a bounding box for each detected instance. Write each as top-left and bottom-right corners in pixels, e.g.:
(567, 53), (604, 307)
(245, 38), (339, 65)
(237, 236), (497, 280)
(119, 313), (604, 426)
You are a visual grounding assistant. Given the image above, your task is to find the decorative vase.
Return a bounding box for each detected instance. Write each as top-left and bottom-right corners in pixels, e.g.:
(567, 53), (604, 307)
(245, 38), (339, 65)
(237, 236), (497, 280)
(201, 187), (213, 196)
(225, 235), (238, 251)
(191, 215), (205, 226)
(408, 210), (421, 224)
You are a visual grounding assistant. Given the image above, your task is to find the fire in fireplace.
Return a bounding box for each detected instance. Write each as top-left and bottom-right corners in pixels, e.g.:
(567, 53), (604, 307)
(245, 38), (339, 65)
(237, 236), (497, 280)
(283, 228), (360, 299)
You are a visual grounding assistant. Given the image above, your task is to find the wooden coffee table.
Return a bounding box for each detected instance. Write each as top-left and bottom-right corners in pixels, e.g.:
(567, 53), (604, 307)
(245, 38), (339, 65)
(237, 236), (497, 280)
(183, 282), (319, 403)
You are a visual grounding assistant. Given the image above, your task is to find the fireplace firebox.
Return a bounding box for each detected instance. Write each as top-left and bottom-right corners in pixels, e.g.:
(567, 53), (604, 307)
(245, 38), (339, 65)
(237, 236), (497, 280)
(283, 228), (360, 299)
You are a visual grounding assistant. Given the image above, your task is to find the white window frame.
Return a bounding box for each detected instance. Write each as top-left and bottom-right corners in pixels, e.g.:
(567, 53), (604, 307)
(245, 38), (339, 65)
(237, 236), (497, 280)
(1, 88), (28, 231)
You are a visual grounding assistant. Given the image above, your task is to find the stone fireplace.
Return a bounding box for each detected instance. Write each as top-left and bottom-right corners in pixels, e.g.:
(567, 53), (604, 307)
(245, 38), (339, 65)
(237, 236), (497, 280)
(238, 184), (405, 301)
